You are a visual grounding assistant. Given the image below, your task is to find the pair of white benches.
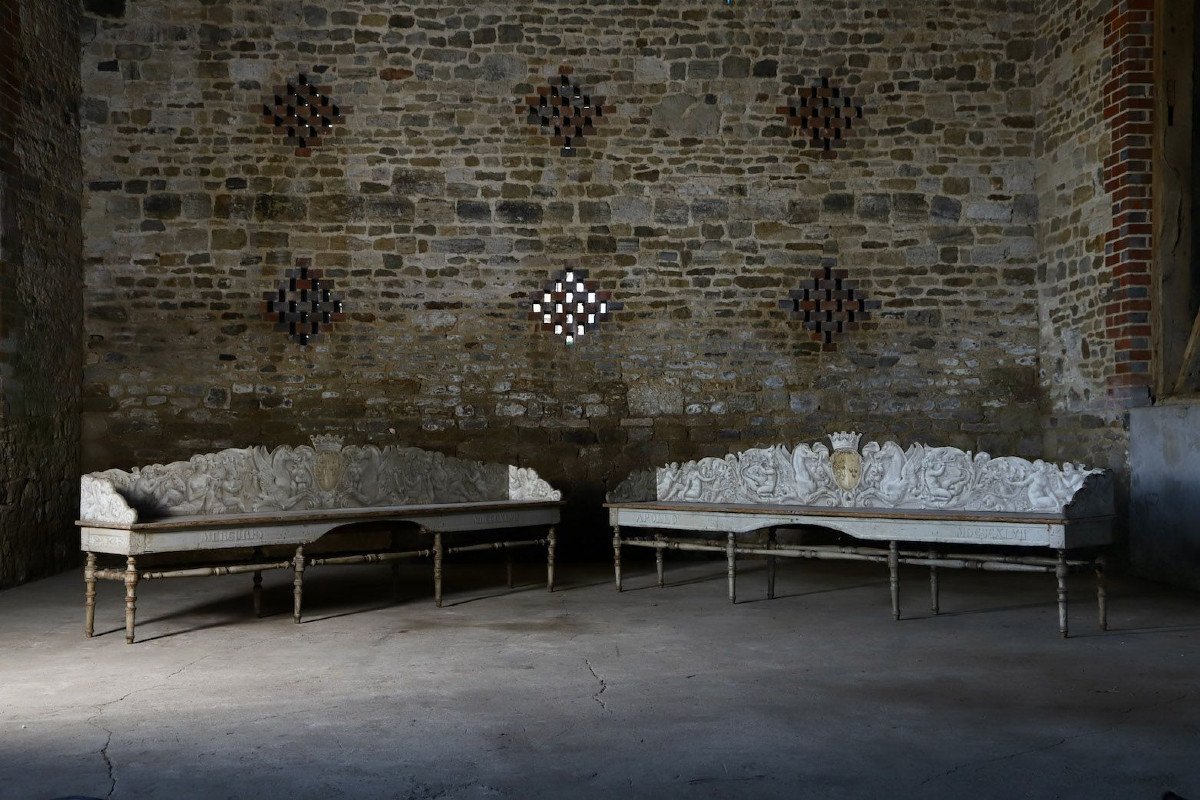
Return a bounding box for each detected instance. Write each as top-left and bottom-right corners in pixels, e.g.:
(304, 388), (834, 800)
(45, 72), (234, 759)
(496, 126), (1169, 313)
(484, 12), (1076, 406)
(78, 432), (1114, 642)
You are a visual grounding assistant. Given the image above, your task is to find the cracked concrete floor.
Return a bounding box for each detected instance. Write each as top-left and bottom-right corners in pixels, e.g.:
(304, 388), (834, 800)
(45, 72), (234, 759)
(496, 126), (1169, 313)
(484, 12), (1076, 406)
(1, 557), (1199, 799)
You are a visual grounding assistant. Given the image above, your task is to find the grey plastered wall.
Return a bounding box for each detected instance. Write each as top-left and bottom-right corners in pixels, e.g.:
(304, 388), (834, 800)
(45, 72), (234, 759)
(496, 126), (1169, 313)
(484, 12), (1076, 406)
(1130, 405), (1200, 590)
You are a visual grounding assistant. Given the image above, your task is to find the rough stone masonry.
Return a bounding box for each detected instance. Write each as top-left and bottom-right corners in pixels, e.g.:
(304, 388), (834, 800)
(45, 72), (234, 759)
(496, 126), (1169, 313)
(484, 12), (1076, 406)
(0, 0), (82, 588)
(77, 0), (1130, 542)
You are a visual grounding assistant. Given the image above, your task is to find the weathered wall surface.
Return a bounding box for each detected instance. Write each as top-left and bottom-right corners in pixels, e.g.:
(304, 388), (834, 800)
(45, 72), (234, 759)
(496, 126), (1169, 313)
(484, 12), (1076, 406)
(1033, 0), (1126, 471)
(1033, 0), (1152, 492)
(0, 0), (83, 587)
(80, 0), (1046, 518)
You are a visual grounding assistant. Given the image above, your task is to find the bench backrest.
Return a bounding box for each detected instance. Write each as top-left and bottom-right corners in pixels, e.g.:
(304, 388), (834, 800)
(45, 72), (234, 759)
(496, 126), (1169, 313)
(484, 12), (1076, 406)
(608, 431), (1112, 517)
(81, 436), (560, 525)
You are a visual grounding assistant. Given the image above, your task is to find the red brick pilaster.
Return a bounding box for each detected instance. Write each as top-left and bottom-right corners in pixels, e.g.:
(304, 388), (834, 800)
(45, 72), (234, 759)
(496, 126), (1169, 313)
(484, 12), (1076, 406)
(1102, 0), (1154, 405)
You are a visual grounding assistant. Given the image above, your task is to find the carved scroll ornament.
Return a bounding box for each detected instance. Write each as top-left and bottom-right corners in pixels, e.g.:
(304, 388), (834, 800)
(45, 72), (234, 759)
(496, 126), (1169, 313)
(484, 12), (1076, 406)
(610, 432), (1111, 516)
(81, 437), (562, 524)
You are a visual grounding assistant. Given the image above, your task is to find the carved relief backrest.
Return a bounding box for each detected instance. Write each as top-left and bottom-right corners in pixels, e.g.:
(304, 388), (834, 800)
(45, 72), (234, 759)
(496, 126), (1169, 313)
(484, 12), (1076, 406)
(611, 432), (1112, 515)
(82, 437), (559, 522)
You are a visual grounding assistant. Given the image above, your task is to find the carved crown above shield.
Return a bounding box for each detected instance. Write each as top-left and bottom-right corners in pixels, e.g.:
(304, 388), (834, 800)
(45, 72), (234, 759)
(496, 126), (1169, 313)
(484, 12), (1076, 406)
(311, 434), (344, 452)
(828, 431), (861, 452)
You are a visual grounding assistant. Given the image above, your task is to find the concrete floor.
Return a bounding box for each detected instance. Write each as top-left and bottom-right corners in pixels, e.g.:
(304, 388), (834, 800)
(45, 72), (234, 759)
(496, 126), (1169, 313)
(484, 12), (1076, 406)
(1, 556), (1199, 800)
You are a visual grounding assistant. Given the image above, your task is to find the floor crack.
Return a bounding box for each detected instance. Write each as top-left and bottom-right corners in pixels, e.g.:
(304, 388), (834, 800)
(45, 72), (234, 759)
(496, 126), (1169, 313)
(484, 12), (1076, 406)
(83, 654), (213, 797)
(584, 658), (608, 711)
(86, 716), (116, 799)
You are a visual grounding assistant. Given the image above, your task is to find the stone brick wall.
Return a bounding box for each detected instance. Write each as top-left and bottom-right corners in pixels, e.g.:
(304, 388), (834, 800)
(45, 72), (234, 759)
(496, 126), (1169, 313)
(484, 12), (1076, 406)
(1034, 0), (1151, 476)
(0, 0), (82, 587)
(80, 0), (1047, 525)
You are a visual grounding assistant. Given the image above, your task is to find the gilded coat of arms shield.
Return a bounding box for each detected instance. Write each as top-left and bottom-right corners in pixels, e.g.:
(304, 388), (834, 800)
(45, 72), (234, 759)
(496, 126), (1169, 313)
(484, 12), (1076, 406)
(311, 435), (346, 493)
(828, 431), (863, 492)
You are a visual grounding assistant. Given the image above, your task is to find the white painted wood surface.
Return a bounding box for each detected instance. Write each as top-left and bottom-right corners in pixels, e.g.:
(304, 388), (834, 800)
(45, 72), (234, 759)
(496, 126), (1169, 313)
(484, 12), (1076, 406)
(607, 505), (1112, 549)
(81, 502), (561, 556)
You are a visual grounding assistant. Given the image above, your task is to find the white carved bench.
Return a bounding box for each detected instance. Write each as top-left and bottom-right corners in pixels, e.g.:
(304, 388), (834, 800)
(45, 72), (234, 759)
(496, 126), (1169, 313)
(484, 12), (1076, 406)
(605, 432), (1114, 637)
(78, 437), (562, 643)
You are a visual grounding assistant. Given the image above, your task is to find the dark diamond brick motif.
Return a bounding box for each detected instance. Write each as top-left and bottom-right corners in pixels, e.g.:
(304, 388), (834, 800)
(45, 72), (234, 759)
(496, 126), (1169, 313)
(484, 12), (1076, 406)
(527, 269), (622, 346)
(780, 263), (881, 350)
(260, 260), (346, 346)
(257, 73), (348, 157)
(517, 66), (613, 157)
(777, 75), (867, 159)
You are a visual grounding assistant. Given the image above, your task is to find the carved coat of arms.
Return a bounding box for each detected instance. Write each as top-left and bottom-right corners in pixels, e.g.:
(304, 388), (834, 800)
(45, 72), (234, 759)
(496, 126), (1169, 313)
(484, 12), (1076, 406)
(312, 435), (346, 493)
(828, 431), (863, 492)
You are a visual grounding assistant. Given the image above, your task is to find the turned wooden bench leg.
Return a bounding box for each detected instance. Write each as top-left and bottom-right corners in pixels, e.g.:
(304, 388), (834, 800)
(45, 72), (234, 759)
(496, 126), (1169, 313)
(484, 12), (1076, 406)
(888, 541), (900, 621)
(766, 528), (777, 601)
(727, 532), (736, 605)
(389, 532), (401, 602)
(252, 546), (263, 618)
(85, 552), (97, 638)
(1096, 555), (1107, 631)
(612, 525), (622, 592)
(1056, 549), (1069, 638)
(655, 533), (665, 588)
(433, 531), (444, 608)
(124, 556), (139, 645)
(546, 525), (557, 592)
(253, 569), (263, 617)
(292, 545), (305, 624)
(506, 551), (514, 589)
(929, 548), (939, 615)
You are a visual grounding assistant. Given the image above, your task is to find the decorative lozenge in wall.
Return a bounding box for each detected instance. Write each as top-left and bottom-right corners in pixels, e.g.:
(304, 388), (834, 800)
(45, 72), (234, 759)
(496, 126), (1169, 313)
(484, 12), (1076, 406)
(780, 262), (880, 351)
(777, 73), (867, 159)
(260, 260), (346, 346)
(518, 66), (614, 157)
(528, 269), (622, 346)
(257, 72), (348, 157)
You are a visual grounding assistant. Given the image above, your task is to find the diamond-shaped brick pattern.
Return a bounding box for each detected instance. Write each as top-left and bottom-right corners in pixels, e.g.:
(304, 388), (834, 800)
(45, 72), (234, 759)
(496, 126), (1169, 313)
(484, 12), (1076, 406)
(517, 66), (613, 157)
(260, 260), (346, 346)
(777, 76), (866, 159)
(257, 73), (347, 157)
(780, 264), (880, 350)
(527, 269), (622, 346)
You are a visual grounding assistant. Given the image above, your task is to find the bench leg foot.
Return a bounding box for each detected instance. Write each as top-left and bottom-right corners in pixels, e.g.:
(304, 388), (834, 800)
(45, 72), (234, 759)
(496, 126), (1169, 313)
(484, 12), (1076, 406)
(433, 531), (444, 608)
(613, 525), (622, 592)
(655, 534), (664, 588)
(547, 526), (556, 592)
(124, 556), (138, 645)
(85, 552), (97, 638)
(766, 529), (776, 601)
(727, 532), (736, 605)
(1057, 549), (1069, 638)
(292, 545), (305, 624)
(929, 549), (939, 615)
(888, 541), (900, 621)
(1096, 555), (1107, 631)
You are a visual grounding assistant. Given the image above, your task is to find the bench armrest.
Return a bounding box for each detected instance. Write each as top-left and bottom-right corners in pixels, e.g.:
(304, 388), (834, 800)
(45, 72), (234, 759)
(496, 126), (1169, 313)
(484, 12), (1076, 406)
(509, 466), (562, 501)
(80, 475), (138, 526)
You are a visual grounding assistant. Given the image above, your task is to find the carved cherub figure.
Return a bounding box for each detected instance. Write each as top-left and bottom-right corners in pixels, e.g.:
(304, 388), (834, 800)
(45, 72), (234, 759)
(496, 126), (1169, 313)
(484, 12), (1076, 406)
(740, 448), (780, 501)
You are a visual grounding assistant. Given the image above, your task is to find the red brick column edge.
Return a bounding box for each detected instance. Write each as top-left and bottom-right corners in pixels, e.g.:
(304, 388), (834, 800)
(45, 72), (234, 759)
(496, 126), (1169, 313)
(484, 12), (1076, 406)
(1102, 0), (1154, 406)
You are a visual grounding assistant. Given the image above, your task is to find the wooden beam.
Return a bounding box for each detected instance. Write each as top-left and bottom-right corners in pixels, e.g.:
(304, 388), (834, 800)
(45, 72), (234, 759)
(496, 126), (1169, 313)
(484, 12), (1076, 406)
(1173, 306), (1200, 394)
(1152, 0), (1197, 398)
